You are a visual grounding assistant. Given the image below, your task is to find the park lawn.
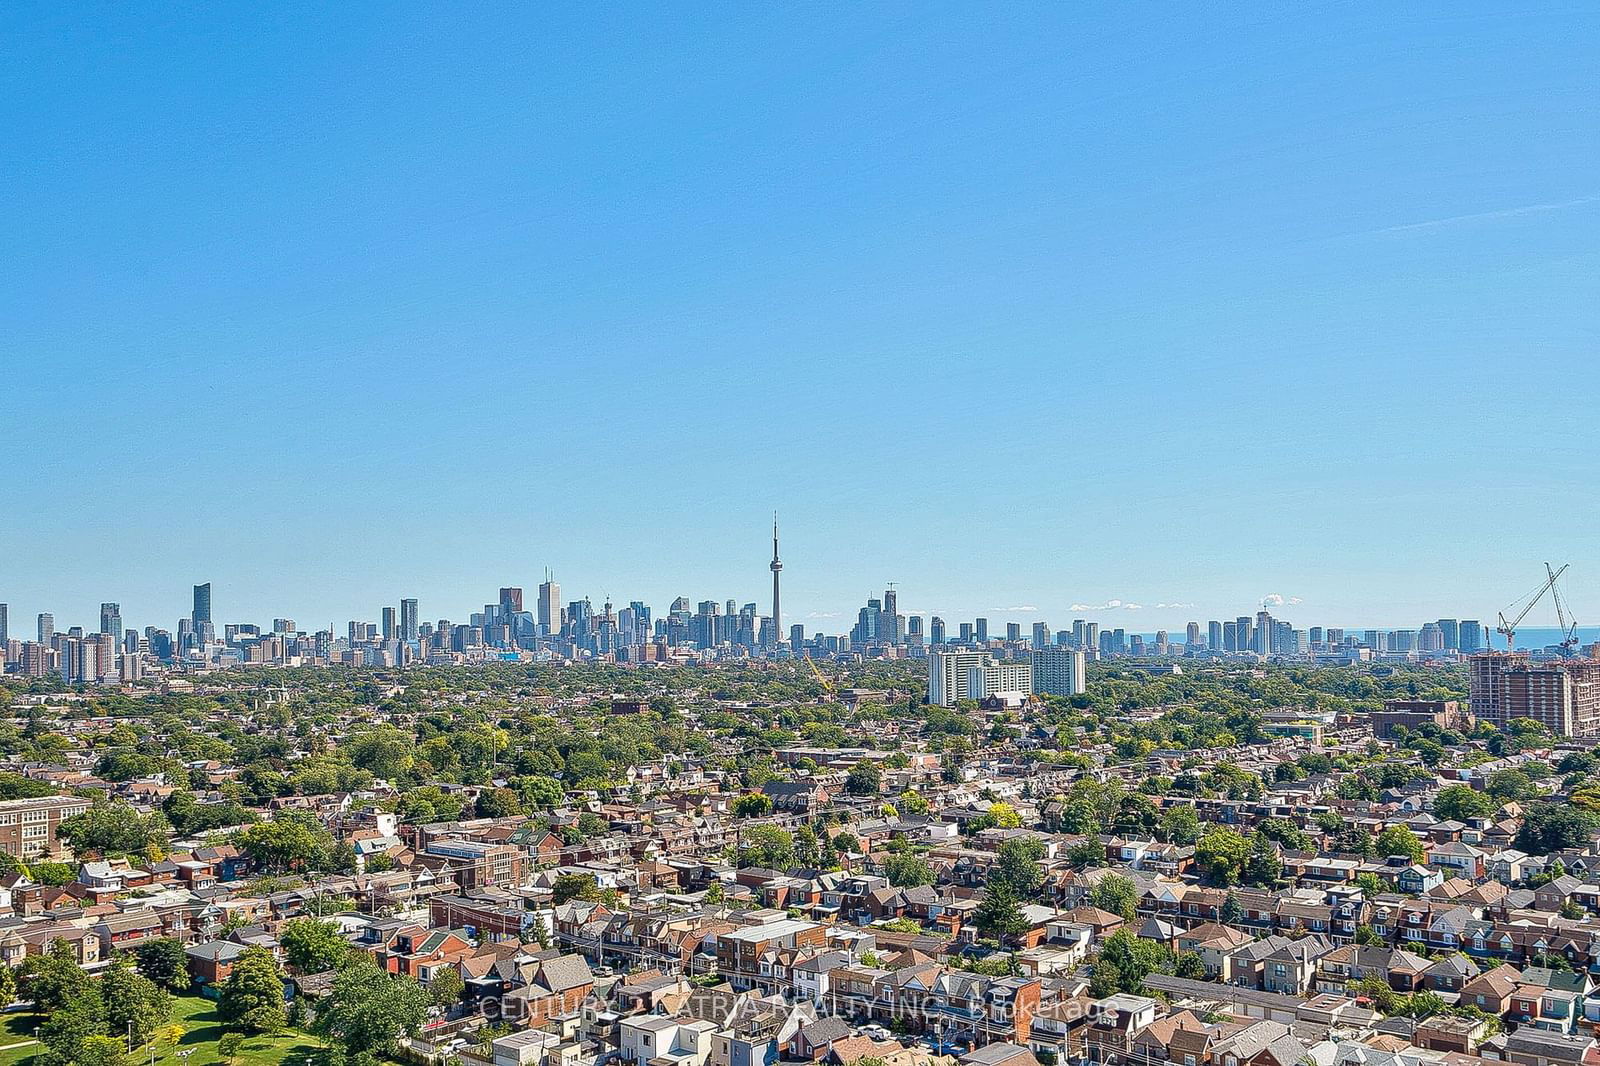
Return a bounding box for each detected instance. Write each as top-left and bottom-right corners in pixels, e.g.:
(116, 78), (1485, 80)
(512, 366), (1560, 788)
(0, 995), (323, 1066)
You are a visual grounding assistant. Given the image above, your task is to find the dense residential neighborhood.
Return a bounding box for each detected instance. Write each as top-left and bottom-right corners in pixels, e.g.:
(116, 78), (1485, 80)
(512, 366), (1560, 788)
(3, 655), (1600, 1066)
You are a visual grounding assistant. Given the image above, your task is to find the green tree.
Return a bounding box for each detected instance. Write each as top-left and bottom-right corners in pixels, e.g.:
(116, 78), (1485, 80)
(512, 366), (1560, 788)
(235, 811), (334, 873)
(57, 801), (169, 856)
(733, 793), (773, 818)
(1196, 828), (1252, 885)
(312, 957), (431, 1058)
(1433, 785), (1493, 822)
(429, 967), (465, 1009)
(1374, 825), (1425, 864)
(1160, 805), (1202, 845)
(846, 762), (882, 796)
(992, 838), (1046, 900)
(737, 826), (796, 870)
(136, 941), (192, 985)
(218, 946), (286, 1034)
(101, 955), (171, 1049)
(884, 853), (935, 888)
(18, 938), (93, 1015)
(1220, 890), (1244, 926)
(1244, 833), (1283, 886)
(1090, 930), (1172, 997)
(974, 882), (1028, 940)
(1486, 768), (1538, 803)
(280, 917), (350, 974)
(1089, 873), (1139, 922)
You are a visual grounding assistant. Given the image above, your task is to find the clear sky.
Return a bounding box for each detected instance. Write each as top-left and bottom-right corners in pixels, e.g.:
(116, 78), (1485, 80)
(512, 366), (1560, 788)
(3, 4), (1598, 635)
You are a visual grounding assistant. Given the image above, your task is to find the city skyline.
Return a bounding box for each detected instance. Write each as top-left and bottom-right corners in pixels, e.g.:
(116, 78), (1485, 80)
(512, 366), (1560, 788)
(2, 547), (1587, 643)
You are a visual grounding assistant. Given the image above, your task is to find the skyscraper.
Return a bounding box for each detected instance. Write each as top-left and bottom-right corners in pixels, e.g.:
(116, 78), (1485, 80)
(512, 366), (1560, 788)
(499, 587), (524, 616)
(1207, 620), (1222, 650)
(1460, 620), (1484, 653)
(538, 573), (560, 636)
(1033, 645), (1087, 695)
(37, 613), (54, 645)
(400, 598), (419, 642)
(929, 616), (945, 645)
(100, 602), (122, 638)
(770, 516), (782, 644)
(0, 603), (8, 644)
(381, 606), (398, 641)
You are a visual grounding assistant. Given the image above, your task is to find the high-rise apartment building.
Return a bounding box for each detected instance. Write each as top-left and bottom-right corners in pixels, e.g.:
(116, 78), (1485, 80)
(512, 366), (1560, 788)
(400, 598), (419, 642)
(1459, 621), (1485, 653)
(381, 606), (398, 641)
(99, 602), (122, 637)
(1033, 645), (1087, 696)
(37, 613), (54, 645)
(929, 616), (946, 645)
(1470, 651), (1600, 737)
(927, 647), (1031, 706)
(0, 603), (7, 644)
(1207, 620), (1222, 650)
(193, 583), (212, 626)
(975, 618), (989, 643)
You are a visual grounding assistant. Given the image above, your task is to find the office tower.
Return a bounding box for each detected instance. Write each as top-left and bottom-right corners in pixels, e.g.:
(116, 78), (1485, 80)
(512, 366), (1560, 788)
(1436, 619), (1460, 650)
(1459, 620), (1484, 654)
(908, 615), (925, 646)
(380, 607), (397, 641)
(789, 623), (804, 651)
(1185, 622), (1200, 647)
(1005, 622), (1022, 642)
(769, 517), (782, 643)
(0, 603), (7, 644)
(882, 586), (900, 645)
(99, 602), (122, 638)
(1327, 628), (1344, 645)
(1471, 651), (1600, 736)
(400, 598), (419, 642)
(852, 599), (882, 645)
(1031, 621), (1049, 649)
(1155, 630), (1169, 655)
(1222, 621), (1237, 651)
(273, 618), (297, 634)
(928, 646), (1032, 706)
(1207, 620), (1222, 650)
(629, 601), (651, 634)
(37, 613), (54, 645)
(499, 587), (524, 620)
(1033, 645), (1087, 696)
(958, 622), (974, 644)
(975, 618), (989, 643)
(538, 574), (560, 635)
(930, 617), (946, 645)
(1419, 623), (1445, 653)
(193, 583), (212, 625)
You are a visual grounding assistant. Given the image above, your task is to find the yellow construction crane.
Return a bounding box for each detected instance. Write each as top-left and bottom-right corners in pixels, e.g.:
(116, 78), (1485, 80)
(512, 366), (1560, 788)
(804, 652), (836, 696)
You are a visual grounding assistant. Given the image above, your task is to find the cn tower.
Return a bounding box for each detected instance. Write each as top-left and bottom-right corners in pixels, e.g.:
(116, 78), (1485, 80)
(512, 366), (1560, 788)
(770, 514), (782, 642)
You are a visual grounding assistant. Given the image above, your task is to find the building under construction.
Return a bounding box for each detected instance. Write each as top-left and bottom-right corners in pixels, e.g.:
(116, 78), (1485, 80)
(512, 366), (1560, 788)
(1469, 651), (1600, 737)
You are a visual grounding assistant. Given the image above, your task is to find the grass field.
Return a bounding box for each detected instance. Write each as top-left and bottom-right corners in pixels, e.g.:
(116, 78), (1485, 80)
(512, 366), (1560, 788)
(0, 994), (323, 1066)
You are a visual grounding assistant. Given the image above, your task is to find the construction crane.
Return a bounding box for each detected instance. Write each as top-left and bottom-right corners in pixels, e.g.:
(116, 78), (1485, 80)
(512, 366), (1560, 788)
(803, 652), (836, 696)
(1496, 562), (1570, 651)
(1548, 562), (1580, 655)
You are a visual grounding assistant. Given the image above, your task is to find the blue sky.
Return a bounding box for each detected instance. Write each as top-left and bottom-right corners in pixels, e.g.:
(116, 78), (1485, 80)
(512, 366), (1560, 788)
(3, 4), (1598, 635)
